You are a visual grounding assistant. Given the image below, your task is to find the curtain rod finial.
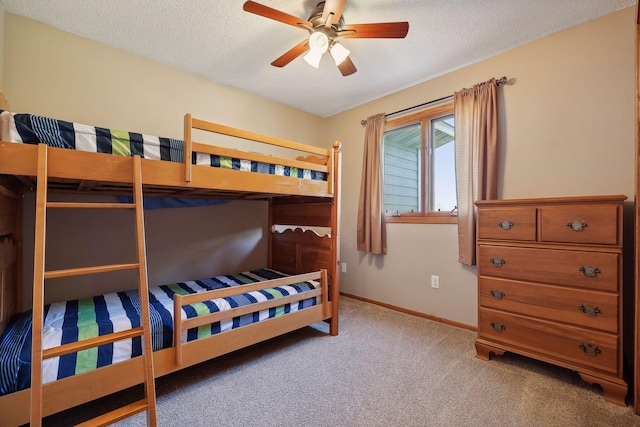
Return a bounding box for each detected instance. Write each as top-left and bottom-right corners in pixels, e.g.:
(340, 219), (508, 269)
(361, 119), (367, 126)
(496, 76), (516, 86)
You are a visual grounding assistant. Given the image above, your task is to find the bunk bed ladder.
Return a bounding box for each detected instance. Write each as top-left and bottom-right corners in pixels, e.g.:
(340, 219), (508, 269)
(30, 144), (157, 426)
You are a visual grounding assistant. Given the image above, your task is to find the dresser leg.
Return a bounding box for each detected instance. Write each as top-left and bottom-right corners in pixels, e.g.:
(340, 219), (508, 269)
(578, 372), (628, 406)
(475, 340), (505, 361)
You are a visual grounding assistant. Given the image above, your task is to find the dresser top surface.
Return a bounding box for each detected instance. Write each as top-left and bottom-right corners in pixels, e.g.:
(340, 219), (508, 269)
(475, 195), (627, 207)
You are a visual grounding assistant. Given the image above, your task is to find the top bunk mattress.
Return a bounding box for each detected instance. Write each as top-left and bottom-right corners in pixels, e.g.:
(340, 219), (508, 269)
(0, 110), (327, 182)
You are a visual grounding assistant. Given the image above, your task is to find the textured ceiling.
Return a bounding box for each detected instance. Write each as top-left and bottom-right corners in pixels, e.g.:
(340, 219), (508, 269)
(0, 0), (634, 117)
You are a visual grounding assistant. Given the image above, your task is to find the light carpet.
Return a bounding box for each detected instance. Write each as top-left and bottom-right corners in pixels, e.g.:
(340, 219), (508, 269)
(41, 296), (640, 426)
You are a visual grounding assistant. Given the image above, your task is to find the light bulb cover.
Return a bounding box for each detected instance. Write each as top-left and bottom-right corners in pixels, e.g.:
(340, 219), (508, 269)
(330, 42), (350, 66)
(304, 50), (323, 68)
(308, 31), (329, 53)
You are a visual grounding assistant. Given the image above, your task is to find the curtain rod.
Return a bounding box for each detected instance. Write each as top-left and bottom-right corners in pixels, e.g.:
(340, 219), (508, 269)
(360, 76), (509, 126)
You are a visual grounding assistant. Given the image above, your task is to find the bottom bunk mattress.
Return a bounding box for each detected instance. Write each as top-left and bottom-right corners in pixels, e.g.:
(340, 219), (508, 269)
(0, 268), (318, 396)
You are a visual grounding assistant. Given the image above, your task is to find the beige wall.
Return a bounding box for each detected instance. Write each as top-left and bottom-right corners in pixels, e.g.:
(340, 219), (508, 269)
(3, 14), (327, 147)
(2, 13), (328, 306)
(20, 193), (270, 305)
(327, 7), (636, 327)
(3, 8), (636, 325)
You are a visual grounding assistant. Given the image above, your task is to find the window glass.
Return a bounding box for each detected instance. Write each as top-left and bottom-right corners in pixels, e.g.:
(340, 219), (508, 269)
(431, 115), (456, 212)
(383, 123), (421, 214)
(382, 105), (456, 223)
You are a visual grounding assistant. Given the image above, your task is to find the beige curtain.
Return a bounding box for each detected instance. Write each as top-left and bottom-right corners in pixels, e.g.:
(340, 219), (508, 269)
(454, 79), (498, 266)
(357, 113), (387, 254)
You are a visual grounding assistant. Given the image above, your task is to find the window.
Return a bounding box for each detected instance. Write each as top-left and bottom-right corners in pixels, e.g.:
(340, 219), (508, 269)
(383, 103), (456, 224)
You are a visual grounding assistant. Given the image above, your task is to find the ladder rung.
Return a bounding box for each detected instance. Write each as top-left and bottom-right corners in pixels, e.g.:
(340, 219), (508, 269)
(46, 201), (136, 209)
(43, 327), (144, 359)
(75, 399), (149, 427)
(44, 263), (139, 279)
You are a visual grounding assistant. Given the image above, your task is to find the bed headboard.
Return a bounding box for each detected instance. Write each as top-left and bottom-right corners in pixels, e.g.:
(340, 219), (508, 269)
(269, 199), (338, 301)
(270, 227), (334, 283)
(269, 204), (338, 336)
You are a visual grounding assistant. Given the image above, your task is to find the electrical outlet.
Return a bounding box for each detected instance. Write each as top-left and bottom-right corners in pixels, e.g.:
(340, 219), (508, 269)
(341, 262), (347, 273)
(431, 275), (440, 288)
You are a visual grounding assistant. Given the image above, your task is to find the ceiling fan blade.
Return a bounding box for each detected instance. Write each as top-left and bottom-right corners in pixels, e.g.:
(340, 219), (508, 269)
(341, 22), (409, 38)
(271, 40), (310, 67)
(243, 1), (312, 29)
(338, 56), (357, 76)
(322, 0), (347, 26)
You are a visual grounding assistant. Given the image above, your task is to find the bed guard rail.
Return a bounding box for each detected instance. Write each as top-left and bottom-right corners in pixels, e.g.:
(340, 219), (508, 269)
(183, 114), (338, 195)
(173, 269), (328, 366)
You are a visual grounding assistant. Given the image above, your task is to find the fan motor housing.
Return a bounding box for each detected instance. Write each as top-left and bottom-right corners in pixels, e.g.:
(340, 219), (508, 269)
(308, 1), (345, 31)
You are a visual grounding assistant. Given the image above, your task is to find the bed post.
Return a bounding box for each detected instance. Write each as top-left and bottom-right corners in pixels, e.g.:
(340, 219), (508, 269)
(268, 198), (274, 269)
(329, 140), (341, 336)
(184, 113), (193, 182)
(15, 187), (22, 315)
(0, 178), (20, 336)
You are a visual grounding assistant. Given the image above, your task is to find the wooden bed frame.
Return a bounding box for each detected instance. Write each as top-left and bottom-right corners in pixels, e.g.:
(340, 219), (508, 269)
(0, 104), (341, 426)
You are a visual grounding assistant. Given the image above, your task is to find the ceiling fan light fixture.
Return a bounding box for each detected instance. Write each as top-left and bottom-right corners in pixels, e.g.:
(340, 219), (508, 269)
(308, 31), (329, 53)
(329, 42), (350, 66)
(243, 0), (409, 76)
(304, 30), (330, 68)
(303, 49), (324, 68)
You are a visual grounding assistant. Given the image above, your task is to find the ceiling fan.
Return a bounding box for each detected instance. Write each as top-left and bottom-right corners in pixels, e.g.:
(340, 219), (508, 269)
(243, 0), (409, 76)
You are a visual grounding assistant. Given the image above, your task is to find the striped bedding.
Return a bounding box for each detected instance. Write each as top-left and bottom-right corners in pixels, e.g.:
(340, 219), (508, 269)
(0, 269), (318, 396)
(0, 110), (327, 181)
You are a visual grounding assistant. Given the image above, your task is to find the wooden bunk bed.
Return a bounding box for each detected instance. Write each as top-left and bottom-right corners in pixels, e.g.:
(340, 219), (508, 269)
(0, 101), (341, 426)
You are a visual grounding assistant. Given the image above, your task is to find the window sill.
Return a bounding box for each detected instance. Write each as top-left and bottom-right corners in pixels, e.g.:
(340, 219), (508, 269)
(385, 214), (458, 224)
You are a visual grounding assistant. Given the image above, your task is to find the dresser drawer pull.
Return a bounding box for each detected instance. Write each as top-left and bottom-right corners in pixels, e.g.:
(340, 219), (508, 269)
(578, 266), (601, 277)
(498, 220), (514, 230)
(490, 322), (506, 332)
(490, 290), (506, 300)
(490, 257), (506, 267)
(566, 220), (588, 231)
(578, 304), (601, 316)
(578, 343), (601, 356)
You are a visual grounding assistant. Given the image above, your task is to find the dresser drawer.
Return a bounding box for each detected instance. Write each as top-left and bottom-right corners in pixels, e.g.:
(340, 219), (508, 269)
(478, 308), (618, 374)
(478, 245), (618, 292)
(539, 204), (619, 245)
(479, 277), (618, 333)
(477, 207), (536, 241)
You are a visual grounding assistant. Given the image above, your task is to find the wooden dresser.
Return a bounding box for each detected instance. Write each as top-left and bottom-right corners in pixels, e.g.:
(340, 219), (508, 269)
(475, 195), (627, 405)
